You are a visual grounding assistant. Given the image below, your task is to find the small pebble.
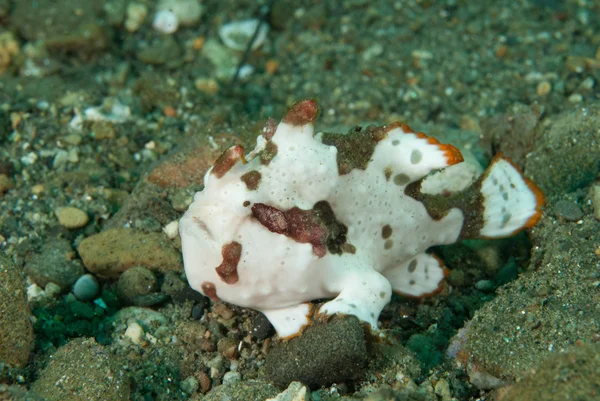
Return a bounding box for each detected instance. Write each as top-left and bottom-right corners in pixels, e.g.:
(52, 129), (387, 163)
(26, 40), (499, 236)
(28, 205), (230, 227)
(31, 184), (45, 195)
(45, 282), (62, 298)
(73, 274), (100, 302)
(117, 266), (157, 303)
(125, 2), (148, 32)
(250, 313), (274, 340)
(222, 371), (241, 385)
(157, 0), (203, 26)
(194, 78), (219, 95)
(219, 19), (269, 51)
(553, 199), (583, 221)
(568, 93), (583, 103)
(213, 302), (235, 319)
(434, 378), (452, 401)
(124, 321), (144, 344)
(0, 174), (14, 195)
(536, 81), (551, 96)
(55, 206), (89, 229)
(192, 302), (206, 320)
(197, 371), (211, 394)
(474, 280), (495, 292)
(217, 337), (238, 359)
(162, 220), (179, 239)
(180, 376), (199, 394)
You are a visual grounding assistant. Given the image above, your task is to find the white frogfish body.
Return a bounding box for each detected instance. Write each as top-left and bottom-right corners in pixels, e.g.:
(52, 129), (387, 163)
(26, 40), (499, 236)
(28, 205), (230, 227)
(179, 100), (545, 338)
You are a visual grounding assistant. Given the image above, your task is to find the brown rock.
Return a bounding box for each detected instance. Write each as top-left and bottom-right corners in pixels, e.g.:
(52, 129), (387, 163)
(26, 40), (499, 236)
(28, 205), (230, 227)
(525, 105), (600, 198)
(496, 343), (600, 401)
(78, 228), (182, 278)
(0, 254), (34, 368)
(55, 206), (89, 229)
(481, 103), (541, 169)
(148, 145), (223, 189)
(12, 0), (103, 42)
(31, 338), (129, 401)
(265, 316), (368, 389)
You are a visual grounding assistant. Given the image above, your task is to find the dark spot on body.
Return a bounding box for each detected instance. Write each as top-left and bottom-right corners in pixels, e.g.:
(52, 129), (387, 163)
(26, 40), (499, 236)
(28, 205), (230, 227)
(384, 239), (394, 250)
(241, 170), (261, 190)
(408, 260), (417, 272)
(392, 139), (400, 146)
(410, 149), (423, 164)
(382, 224), (392, 239)
(243, 201), (250, 207)
(500, 213), (512, 228)
(215, 242), (242, 284)
(394, 173), (410, 186)
(409, 280), (416, 285)
(379, 291), (386, 299)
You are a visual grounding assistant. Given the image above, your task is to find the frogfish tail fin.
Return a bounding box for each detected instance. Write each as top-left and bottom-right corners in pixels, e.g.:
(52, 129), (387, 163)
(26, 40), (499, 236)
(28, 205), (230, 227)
(460, 154), (545, 239)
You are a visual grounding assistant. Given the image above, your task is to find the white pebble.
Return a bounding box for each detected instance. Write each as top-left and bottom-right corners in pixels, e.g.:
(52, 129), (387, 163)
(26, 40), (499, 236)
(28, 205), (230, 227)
(157, 0), (203, 26)
(219, 19), (269, 51)
(153, 10), (179, 34)
(26, 283), (45, 302)
(237, 64), (255, 80)
(222, 371), (241, 385)
(162, 220), (179, 239)
(124, 321), (144, 344)
(266, 381), (309, 401)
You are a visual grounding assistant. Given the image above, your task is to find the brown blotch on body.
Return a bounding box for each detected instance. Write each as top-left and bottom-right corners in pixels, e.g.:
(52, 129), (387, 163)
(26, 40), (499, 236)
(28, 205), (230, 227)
(252, 201), (348, 257)
(241, 170), (262, 190)
(215, 242), (242, 284)
(321, 125), (389, 175)
(201, 282), (219, 301)
(251, 203), (288, 234)
(340, 243), (356, 254)
(260, 141), (278, 165)
(212, 145), (246, 178)
(382, 224), (392, 239)
(282, 99), (319, 126)
(405, 176), (484, 240)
